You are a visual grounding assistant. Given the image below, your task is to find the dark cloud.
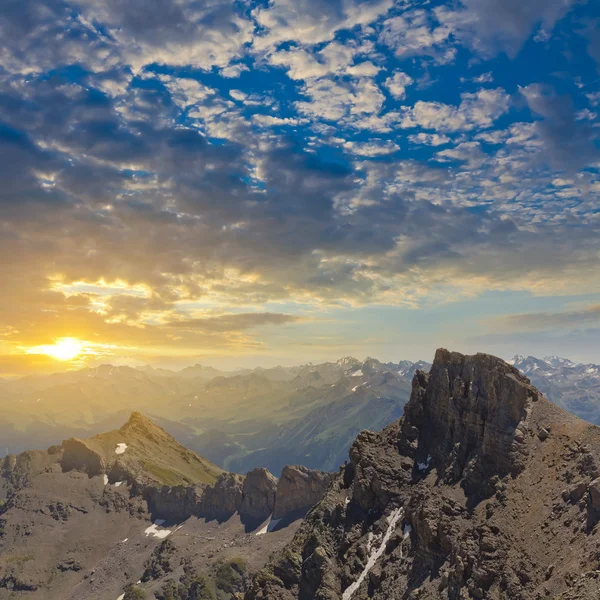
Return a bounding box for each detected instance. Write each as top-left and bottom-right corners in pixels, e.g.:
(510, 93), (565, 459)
(441, 0), (584, 58)
(520, 83), (599, 171)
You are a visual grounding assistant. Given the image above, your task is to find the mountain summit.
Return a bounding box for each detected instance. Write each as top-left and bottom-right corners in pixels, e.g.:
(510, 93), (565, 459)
(247, 349), (600, 600)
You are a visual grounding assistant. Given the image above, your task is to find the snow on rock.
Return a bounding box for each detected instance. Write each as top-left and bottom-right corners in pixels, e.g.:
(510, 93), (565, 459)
(145, 519), (172, 539)
(342, 507), (404, 600)
(117, 595), (125, 600)
(114, 481), (124, 487)
(351, 369), (363, 377)
(255, 515), (282, 536)
(115, 443), (128, 455)
(103, 474), (109, 485)
(417, 455), (432, 472)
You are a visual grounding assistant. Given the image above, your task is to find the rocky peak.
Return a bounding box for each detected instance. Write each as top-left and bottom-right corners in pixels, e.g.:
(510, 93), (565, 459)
(401, 349), (539, 494)
(120, 411), (161, 436)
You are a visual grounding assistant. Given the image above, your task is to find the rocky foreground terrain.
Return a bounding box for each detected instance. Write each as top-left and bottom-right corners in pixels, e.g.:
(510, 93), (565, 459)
(0, 414), (333, 599)
(246, 349), (600, 600)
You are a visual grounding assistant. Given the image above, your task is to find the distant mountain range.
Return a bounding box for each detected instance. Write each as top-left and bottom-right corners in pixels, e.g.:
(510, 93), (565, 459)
(2, 353), (599, 477)
(0, 357), (432, 475)
(508, 355), (600, 425)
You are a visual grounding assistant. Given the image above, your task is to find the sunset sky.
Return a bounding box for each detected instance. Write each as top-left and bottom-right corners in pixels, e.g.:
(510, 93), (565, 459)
(1, 0), (600, 375)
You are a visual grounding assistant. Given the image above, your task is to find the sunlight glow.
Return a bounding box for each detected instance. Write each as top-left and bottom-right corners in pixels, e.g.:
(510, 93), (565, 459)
(28, 338), (84, 361)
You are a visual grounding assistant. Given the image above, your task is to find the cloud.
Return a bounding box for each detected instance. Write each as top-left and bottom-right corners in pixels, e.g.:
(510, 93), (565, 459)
(379, 9), (455, 63)
(165, 312), (302, 332)
(408, 132), (451, 146)
(384, 71), (414, 100)
(486, 304), (600, 332)
(399, 88), (511, 132)
(437, 0), (582, 58)
(253, 0), (393, 50)
(520, 83), (600, 170)
(343, 140), (399, 156)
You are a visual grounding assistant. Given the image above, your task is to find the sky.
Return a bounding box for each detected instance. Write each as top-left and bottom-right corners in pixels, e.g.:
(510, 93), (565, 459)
(0, 0), (599, 374)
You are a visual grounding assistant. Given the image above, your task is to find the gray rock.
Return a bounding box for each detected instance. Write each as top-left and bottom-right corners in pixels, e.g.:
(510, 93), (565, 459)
(272, 465), (335, 520)
(239, 468), (278, 522)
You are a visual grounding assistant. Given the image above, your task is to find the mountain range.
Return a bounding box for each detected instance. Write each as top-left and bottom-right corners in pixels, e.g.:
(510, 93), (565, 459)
(2, 354), (600, 481)
(3, 349), (600, 598)
(0, 358), (431, 475)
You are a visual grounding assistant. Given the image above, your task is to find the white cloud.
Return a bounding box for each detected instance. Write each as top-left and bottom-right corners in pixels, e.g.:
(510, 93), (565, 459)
(379, 10), (454, 63)
(158, 76), (216, 108)
(220, 63), (250, 78)
(252, 115), (300, 127)
(344, 140), (400, 156)
(399, 88), (510, 132)
(408, 133), (451, 146)
(230, 90), (247, 102)
(296, 77), (385, 122)
(347, 62), (381, 77)
(253, 0), (394, 51)
(384, 72), (414, 100)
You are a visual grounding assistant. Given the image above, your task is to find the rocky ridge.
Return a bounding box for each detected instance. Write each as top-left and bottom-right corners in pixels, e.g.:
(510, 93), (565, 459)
(0, 413), (335, 599)
(246, 349), (600, 600)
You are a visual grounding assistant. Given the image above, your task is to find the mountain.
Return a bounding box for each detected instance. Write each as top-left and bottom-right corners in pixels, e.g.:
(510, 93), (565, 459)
(509, 355), (600, 425)
(247, 349), (600, 600)
(229, 367), (413, 475)
(0, 414), (332, 599)
(0, 357), (431, 475)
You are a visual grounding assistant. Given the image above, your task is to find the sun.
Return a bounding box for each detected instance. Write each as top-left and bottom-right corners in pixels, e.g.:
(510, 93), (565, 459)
(28, 338), (84, 361)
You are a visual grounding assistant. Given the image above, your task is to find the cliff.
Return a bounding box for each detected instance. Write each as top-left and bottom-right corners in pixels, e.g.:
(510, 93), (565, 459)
(246, 349), (600, 600)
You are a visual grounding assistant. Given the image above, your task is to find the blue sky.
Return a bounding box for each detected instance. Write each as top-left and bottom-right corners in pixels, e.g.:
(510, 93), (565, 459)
(0, 0), (599, 373)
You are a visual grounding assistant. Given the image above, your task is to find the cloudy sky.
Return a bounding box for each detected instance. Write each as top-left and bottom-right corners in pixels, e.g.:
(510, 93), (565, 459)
(1, 0), (599, 373)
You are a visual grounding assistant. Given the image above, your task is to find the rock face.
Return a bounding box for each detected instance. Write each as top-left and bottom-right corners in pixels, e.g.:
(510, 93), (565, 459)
(60, 438), (105, 477)
(400, 349), (538, 495)
(240, 468), (278, 523)
(272, 465), (335, 520)
(198, 472), (244, 521)
(246, 349), (600, 600)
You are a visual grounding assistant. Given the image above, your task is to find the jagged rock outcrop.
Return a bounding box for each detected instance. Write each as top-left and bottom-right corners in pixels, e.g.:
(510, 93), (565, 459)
(272, 465), (335, 520)
(240, 468), (278, 523)
(60, 439), (105, 477)
(246, 349), (600, 600)
(198, 472), (244, 521)
(400, 349), (538, 495)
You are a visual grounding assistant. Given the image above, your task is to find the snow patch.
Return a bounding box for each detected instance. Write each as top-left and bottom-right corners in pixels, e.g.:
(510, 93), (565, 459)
(145, 519), (172, 539)
(255, 515), (282, 536)
(117, 595), (125, 600)
(417, 455), (431, 472)
(115, 443), (128, 455)
(351, 369), (363, 377)
(103, 474), (109, 485)
(115, 481), (124, 487)
(342, 508), (404, 600)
